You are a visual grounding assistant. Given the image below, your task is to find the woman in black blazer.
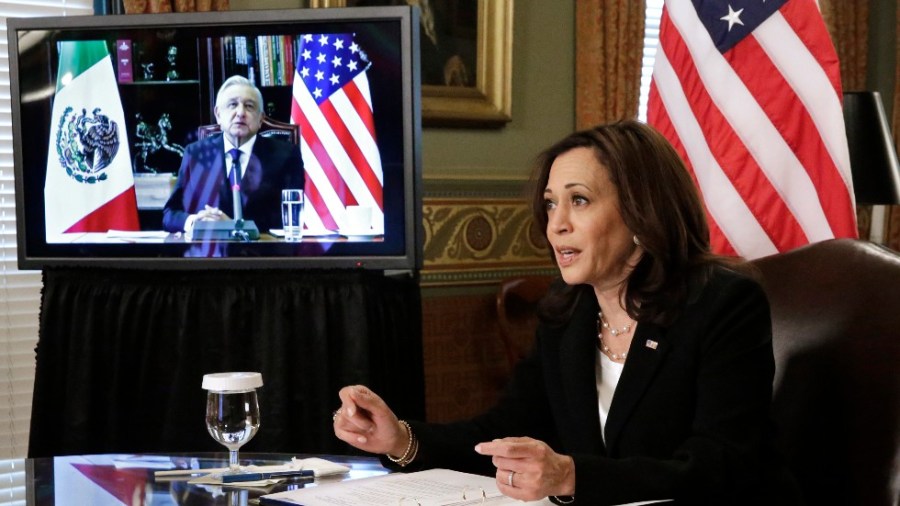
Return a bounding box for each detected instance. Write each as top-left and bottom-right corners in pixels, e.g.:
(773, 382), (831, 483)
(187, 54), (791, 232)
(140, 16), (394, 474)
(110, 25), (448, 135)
(333, 121), (800, 505)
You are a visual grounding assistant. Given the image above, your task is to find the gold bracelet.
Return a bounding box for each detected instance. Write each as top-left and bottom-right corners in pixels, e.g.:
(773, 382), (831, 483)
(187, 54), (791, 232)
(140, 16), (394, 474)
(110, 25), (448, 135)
(386, 420), (417, 467)
(404, 432), (419, 464)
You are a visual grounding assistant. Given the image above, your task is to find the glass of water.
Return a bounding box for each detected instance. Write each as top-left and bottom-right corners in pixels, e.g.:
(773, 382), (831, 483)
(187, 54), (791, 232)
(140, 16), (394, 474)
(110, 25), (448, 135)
(281, 189), (304, 241)
(202, 372), (262, 472)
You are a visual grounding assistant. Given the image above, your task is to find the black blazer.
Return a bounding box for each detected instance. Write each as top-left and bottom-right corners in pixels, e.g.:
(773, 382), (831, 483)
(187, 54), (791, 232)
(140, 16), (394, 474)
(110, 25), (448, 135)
(409, 268), (800, 505)
(162, 133), (304, 233)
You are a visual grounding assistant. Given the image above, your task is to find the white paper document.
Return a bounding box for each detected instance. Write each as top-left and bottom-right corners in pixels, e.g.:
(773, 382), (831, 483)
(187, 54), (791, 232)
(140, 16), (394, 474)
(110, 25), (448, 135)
(269, 228), (338, 237)
(260, 468), (552, 505)
(106, 230), (170, 239)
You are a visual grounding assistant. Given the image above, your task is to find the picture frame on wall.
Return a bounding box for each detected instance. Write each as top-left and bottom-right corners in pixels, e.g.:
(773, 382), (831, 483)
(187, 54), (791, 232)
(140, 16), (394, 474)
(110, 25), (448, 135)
(312, 0), (513, 128)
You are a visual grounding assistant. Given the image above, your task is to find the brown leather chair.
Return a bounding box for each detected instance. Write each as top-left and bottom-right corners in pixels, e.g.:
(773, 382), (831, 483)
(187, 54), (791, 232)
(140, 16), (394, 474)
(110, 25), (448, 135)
(197, 116), (300, 145)
(752, 238), (900, 506)
(495, 275), (554, 370)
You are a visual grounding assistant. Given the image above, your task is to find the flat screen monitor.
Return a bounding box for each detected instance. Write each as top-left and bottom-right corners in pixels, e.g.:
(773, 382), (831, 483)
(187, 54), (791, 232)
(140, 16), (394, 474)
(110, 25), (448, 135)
(9, 6), (422, 270)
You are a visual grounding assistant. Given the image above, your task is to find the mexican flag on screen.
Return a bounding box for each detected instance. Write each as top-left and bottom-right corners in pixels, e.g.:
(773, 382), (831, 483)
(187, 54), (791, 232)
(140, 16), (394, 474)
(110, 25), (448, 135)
(44, 40), (139, 240)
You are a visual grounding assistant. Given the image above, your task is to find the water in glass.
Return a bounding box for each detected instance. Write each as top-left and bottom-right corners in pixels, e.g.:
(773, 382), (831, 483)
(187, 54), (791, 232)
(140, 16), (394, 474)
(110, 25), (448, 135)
(203, 372), (262, 472)
(281, 189), (304, 241)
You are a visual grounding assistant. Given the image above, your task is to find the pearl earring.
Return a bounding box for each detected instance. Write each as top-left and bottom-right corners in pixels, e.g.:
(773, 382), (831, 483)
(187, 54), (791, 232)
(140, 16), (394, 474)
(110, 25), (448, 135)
(633, 235), (641, 246)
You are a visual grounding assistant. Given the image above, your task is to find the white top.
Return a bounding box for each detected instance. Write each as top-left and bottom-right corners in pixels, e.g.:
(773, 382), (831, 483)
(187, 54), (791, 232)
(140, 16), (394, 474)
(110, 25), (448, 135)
(594, 351), (676, 506)
(595, 349), (625, 444)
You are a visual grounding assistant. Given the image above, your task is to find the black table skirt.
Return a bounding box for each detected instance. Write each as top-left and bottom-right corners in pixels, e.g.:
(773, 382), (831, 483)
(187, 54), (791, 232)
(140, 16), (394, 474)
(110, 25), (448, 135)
(28, 267), (424, 458)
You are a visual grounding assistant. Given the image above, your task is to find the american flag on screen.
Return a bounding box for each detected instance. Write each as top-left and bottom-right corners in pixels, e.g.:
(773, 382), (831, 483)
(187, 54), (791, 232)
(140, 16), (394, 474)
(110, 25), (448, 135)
(647, 0), (857, 259)
(291, 33), (384, 233)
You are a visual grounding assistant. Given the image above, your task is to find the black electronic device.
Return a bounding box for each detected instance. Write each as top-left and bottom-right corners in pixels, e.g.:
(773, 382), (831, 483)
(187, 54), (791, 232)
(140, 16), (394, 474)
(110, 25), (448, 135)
(192, 220), (260, 242)
(9, 6), (422, 270)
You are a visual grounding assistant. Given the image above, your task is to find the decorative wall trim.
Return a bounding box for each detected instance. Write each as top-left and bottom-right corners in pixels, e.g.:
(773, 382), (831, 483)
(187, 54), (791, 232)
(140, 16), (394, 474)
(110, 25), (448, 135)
(421, 197), (552, 286)
(421, 266), (557, 288)
(423, 176), (531, 199)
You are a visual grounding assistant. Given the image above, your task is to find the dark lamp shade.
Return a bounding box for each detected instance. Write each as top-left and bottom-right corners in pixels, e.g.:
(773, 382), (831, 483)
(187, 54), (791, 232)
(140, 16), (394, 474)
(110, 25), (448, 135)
(843, 91), (900, 205)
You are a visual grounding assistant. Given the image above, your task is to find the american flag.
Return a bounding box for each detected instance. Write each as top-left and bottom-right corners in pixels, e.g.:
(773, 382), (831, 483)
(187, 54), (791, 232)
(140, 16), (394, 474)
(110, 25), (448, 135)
(291, 33), (384, 232)
(647, 0), (857, 259)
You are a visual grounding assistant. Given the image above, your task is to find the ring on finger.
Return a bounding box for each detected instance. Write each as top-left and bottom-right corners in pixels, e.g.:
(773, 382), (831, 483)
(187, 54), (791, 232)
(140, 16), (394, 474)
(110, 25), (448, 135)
(332, 409), (342, 422)
(507, 470), (515, 487)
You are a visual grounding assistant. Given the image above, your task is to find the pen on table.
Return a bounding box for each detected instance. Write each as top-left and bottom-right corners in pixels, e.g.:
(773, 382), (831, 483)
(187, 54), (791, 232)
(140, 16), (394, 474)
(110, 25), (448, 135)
(155, 467), (231, 477)
(221, 469), (315, 483)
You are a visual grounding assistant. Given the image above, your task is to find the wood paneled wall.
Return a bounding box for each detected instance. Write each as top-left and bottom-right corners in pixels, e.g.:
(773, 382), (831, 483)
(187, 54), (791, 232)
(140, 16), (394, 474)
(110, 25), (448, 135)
(417, 186), (553, 422)
(421, 289), (510, 422)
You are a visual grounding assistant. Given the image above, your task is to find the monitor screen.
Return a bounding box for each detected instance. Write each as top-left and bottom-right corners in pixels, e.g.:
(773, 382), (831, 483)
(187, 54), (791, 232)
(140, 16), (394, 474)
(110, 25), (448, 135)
(9, 6), (422, 270)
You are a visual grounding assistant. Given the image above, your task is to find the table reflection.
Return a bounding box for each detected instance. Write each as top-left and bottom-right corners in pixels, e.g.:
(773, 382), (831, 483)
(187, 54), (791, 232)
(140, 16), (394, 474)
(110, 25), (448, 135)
(25, 453), (388, 505)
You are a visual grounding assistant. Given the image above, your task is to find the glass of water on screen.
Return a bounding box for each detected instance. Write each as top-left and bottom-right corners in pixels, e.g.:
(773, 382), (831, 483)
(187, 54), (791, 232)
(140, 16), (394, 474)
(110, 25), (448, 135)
(281, 189), (304, 241)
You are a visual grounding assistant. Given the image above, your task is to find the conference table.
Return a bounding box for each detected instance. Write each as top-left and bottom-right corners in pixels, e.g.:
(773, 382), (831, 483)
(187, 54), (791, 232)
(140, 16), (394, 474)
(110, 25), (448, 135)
(22, 452), (389, 505)
(19, 452), (663, 505)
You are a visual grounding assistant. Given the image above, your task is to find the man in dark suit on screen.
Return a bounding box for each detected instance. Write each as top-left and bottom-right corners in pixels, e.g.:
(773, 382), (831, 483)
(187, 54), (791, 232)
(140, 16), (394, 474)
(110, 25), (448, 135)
(163, 75), (303, 235)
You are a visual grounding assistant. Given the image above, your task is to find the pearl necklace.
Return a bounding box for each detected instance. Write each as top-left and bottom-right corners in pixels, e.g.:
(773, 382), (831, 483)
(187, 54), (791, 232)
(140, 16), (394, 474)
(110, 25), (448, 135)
(598, 311), (633, 336)
(597, 311), (633, 361)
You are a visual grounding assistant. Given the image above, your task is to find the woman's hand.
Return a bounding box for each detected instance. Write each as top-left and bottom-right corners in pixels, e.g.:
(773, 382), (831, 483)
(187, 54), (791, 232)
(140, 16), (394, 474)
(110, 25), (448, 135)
(475, 437), (575, 501)
(333, 385), (409, 457)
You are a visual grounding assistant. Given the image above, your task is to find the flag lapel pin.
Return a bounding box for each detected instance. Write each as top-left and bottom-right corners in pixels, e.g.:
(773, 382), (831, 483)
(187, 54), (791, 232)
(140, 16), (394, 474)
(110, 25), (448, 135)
(645, 339), (659, 350)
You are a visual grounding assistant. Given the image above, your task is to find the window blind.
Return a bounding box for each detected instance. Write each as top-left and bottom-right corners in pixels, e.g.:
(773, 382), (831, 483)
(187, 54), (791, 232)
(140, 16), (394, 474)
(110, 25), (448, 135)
(638, 0), (665, 122)
(1, 2), (93, 505)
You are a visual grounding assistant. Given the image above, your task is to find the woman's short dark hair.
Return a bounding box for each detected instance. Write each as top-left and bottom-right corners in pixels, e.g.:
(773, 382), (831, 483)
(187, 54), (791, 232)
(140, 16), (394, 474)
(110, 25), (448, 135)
(532, 120), (726, 326)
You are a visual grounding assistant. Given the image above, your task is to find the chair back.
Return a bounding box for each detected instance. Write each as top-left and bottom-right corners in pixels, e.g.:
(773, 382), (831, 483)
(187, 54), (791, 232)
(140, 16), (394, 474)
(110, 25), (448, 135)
(751, 238), (900, 506)
(197, 116), (300, 145)
(495, 275), (554, 370)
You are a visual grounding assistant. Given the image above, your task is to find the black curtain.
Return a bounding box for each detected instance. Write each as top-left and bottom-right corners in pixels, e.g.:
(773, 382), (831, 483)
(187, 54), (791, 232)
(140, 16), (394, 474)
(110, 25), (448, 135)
(28, 268), (424, 458)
